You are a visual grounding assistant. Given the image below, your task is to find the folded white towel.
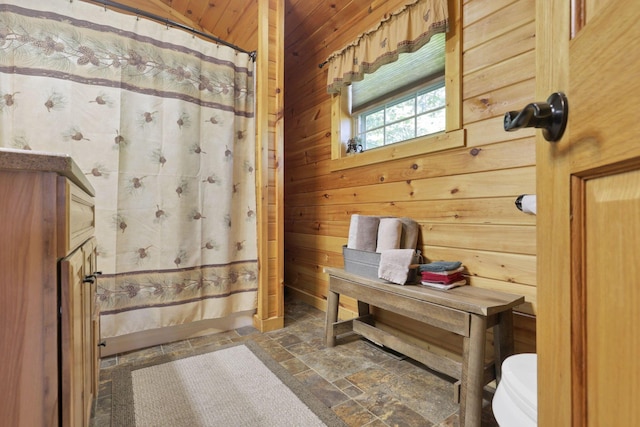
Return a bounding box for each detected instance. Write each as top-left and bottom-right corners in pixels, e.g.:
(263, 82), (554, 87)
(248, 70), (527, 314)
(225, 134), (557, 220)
(378, 249), (415, 285)
(376, 218), (402, 252)
(347, 215), (380, 251)
(398, 217), (419, 249)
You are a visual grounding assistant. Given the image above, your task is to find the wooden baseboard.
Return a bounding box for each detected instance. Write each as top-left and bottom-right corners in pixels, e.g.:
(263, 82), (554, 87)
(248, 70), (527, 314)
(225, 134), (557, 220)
(100, 310), (256, 357)
(284, 285), (356, 320)
(285, 286), (326, 310)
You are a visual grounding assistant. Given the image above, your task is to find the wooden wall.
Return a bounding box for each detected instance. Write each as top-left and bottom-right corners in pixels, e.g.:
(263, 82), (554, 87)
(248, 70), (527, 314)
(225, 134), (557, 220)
(104, 0), (259, 52)
(255, 0), (286, 329)
(284, 0), (537, 353)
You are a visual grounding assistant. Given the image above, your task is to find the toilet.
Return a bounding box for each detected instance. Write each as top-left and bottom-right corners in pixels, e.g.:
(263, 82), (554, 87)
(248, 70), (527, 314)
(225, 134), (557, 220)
(492, 353), (538, 426)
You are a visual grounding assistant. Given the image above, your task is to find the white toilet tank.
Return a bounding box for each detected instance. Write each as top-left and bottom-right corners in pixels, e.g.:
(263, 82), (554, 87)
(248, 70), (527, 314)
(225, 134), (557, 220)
(492, 353), (537, 427)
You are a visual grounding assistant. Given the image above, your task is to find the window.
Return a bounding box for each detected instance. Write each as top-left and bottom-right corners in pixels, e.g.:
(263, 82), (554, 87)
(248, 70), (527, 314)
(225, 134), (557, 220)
(351, 32), (447, 150)
(355, 79), (446, 150)
(330, 0), (463, 171)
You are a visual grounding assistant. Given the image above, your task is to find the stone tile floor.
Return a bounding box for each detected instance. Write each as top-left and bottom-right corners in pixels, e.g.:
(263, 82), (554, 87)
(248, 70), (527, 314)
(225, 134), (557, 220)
(90, 298), (499, 426)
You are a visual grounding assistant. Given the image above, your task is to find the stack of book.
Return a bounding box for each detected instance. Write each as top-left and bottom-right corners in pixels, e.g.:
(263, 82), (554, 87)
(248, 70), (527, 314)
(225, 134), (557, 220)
(419, 261), (467, 290)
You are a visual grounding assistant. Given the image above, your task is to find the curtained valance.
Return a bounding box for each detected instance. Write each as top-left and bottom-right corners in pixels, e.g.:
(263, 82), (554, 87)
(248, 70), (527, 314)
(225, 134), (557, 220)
(325, 0), (448, 94)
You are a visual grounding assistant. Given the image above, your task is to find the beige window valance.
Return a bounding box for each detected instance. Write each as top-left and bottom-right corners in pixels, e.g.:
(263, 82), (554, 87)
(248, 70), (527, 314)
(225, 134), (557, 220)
(325, 0), (448, 94)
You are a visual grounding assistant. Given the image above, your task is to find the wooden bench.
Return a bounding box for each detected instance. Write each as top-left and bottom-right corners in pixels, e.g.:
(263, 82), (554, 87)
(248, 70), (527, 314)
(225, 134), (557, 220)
(324, 267), (525, 427)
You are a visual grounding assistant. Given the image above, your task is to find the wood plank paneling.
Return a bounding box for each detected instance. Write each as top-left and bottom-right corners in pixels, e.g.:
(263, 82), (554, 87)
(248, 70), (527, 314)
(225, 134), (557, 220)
(466, 116), (536, 147)
(463, 20), (535, 75)
(463, 78), (536, 124)
(286, 0), (410, 75)
(463, 50), (536, 99)
(284, 0), (538, 352)
(287, 167), (535, 207)
(286, 197), (536, 226)
(423, 223), (536, 254)
(104, 0), (258, 51)
(463, 0), (535, 52)
(287, 138), (536, 193)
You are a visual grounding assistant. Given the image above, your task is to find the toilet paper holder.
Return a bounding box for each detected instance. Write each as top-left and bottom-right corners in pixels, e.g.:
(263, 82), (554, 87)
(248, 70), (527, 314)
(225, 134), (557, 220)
(515, 194), (537, 215)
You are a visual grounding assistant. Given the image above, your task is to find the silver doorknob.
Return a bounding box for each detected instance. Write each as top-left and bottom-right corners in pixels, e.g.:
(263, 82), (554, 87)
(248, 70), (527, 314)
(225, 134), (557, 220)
(504, 92), (568, 142)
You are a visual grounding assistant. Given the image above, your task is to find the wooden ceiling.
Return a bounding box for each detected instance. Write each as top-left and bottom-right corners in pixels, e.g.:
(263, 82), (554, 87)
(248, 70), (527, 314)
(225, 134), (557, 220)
(91, 0), (259, 52)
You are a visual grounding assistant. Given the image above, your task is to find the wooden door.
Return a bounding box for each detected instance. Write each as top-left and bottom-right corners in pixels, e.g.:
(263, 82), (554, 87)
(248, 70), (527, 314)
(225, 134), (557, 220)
(537, 0), (640, 425)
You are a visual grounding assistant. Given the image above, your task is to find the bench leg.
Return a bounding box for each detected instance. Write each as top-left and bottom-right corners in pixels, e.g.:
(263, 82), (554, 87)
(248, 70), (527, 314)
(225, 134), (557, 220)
(460, 314), (487, 427)
(325, 290), (339, 347)
(357, 300), (370, 317)
(493, 309), (515, 384)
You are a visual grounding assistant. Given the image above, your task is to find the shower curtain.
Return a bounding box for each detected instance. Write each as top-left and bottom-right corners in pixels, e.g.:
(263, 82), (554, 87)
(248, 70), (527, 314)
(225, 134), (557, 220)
(0, 0), (258, 339)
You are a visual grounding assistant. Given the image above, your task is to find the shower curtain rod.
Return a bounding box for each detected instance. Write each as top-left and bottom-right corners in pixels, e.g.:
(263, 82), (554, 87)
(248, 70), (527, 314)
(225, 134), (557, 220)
(78, 0), (257, 60)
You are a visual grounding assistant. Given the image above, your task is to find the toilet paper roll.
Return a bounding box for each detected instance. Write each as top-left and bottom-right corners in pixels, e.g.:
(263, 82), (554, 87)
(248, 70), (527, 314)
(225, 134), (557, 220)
(516, 194), (537, 215)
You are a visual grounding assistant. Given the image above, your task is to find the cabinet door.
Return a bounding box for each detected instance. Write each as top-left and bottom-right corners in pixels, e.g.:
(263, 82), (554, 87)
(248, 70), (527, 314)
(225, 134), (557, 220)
(60, 247), (85, 427)
(81, 238), (98, 419)
(61, 237), (98, 427)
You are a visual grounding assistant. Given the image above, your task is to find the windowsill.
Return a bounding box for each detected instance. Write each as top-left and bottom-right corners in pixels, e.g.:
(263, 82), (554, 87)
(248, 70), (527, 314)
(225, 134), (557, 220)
(329, 128), (465, 172)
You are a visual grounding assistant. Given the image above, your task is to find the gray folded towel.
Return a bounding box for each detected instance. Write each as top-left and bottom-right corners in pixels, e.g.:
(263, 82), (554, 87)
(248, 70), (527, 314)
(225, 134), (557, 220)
(420, 261), (462, 272)
(398, 217), (419, 249)
(378, 249), (415, 285)
(347, 215), (380, 251)
(376, 217), (402, 252)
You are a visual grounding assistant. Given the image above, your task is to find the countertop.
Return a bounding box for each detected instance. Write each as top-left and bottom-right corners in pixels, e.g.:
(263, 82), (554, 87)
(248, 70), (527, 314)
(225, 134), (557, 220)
(0, 148), (95, 196)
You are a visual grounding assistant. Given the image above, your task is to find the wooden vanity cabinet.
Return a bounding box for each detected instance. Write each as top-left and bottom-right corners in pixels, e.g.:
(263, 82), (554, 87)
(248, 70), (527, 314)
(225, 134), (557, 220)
(0, 150), (98, 427)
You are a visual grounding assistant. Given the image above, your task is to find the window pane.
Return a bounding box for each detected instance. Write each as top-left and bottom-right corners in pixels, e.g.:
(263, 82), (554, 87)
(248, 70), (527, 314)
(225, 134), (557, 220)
(364, 129), (384, 149)
(417, 86), (446, 114)
(365, 110), (384, 131)
(417, 109), (445, 136)
(386, 98), (415, 122)
(386, 118), (415, 144)
(354, 77), (446, 150)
